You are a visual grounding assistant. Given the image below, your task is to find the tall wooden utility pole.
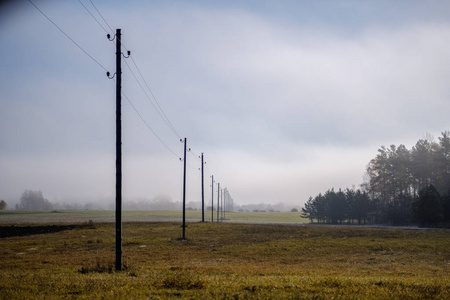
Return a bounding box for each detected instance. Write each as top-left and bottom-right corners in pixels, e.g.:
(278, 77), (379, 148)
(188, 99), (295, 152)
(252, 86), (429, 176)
(211, 175), (214, 222)
(217, 183), (220, 222)
(201, 153), (205, 222)
(108, 29), (129, 271)
(182, 138), (187, 239)
(223, 188), (226, 220)
(114, 28), (123, 271)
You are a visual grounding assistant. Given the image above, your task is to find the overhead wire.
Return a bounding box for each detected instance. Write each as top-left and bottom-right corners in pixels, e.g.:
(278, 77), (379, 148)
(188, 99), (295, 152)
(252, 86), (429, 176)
(187, 163), (199, 171)
(120, 36), (180, 137)
(123, 58), (181, 139)
(119, 43), (181, 140)
(180, 157), (199, 171)
(76, 0), (183, 161)
(121, 90), (181, 159)
(87, 0), (181, 140)
(77, 0), (109, 34)
(27, 0), (108, 73)
(34, 0), (224, 193)
(179, 142), (199, 170)
(189, 148), (202, 161)
(88, 0), (114, 33)
(31, 0), (180, 160)
(83, 0), (182, 142)
(128, 55), (181, 139)
(204, 162), (214, 178)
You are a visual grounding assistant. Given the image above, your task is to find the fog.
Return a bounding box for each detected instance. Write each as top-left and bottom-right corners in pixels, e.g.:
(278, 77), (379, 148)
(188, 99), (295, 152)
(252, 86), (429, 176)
(1, 1), (450, 210)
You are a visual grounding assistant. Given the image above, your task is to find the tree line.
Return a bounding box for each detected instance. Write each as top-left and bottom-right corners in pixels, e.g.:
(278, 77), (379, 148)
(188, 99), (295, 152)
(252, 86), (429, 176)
(15, 190), (53, 210)
(302, 131), (450, 227)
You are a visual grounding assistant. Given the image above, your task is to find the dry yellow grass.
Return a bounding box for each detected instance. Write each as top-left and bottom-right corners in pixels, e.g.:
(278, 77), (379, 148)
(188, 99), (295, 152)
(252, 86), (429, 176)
(0, 222), (449, 299)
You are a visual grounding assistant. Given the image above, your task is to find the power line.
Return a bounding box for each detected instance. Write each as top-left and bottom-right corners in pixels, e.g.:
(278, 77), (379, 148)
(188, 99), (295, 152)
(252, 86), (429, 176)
(204, 163), (214, 177)
(187, 163), (199, 170)
(88, 0), (114, 33)
(179, 158), (198, 171)
(27, 0), (108, 72)
(129, 55), (181, 139)
(34, 0), (200, 177)
(189, 148), (202, 162)
(31, 0), (223, 211)
(78, 0), (109, 34)
(85, 0), (182, 140)
(123, 58), (181, 139)
(77, 2), (185, 164)
(121, 90), (181, 159)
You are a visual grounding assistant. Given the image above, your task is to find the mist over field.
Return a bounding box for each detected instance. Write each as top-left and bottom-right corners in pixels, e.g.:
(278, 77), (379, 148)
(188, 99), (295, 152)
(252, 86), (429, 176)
(23, 195), (298, 213)
(1, 1), (450, 211)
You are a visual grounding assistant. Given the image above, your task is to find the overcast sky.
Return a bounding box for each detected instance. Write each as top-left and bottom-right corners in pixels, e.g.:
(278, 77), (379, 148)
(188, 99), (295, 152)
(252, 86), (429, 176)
(1, 0), (450, 208)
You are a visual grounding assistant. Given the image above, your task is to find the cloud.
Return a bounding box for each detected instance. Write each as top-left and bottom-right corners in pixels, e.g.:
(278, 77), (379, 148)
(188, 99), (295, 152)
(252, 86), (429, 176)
(196, 19), (450, 146)
(119, 6), (450, 152)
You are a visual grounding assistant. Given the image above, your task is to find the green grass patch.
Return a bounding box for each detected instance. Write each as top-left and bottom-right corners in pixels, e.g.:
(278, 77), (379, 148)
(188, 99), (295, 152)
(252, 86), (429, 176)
(0, 210), (308, 224)
(0, 222), (449, 299)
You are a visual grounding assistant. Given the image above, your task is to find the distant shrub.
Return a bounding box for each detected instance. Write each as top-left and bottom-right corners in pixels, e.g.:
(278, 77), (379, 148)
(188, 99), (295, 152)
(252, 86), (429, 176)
(17, 190), (52, 210)
(85, 219), (97, 229)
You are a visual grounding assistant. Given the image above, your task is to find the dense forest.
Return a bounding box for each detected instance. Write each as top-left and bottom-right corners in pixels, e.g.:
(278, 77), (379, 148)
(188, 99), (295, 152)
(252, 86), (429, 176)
(302, 132), (450, 227)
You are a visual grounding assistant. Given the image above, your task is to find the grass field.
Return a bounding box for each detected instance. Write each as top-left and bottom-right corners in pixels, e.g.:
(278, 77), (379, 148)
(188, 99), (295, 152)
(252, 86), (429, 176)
(0, 215), (449, 299)
(0, 210), (307, 224)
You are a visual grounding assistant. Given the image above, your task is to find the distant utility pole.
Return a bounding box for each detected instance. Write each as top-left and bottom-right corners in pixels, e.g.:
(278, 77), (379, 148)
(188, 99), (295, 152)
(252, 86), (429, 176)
(182, 138), (187, 239)
(221, 188), (224, 221)
(201, 153), (205, 222)
(211, 175), (214, 222)
(217, 183), (220, 222)
(224, 189), (226, 220)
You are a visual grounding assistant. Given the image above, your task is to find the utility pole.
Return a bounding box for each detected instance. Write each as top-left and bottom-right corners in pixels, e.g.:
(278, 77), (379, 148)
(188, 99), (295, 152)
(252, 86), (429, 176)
(221, 188), (223, 221)
(107, 29), (130, 271)
(201, 153), (205, 222)
(217, 183), (220, 222)
(182, 138), (187, 239)
(113, 29), (122, 271)
(211, 175), (214, 222)
(224, 188), (226, 220)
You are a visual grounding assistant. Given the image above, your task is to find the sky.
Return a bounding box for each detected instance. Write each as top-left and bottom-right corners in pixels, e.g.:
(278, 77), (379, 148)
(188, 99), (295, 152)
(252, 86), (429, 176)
(1, 0), (450, 209)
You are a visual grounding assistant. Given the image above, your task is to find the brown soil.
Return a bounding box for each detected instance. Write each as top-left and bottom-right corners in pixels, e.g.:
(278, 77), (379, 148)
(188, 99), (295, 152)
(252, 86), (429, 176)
(0, 224), (86, 238)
